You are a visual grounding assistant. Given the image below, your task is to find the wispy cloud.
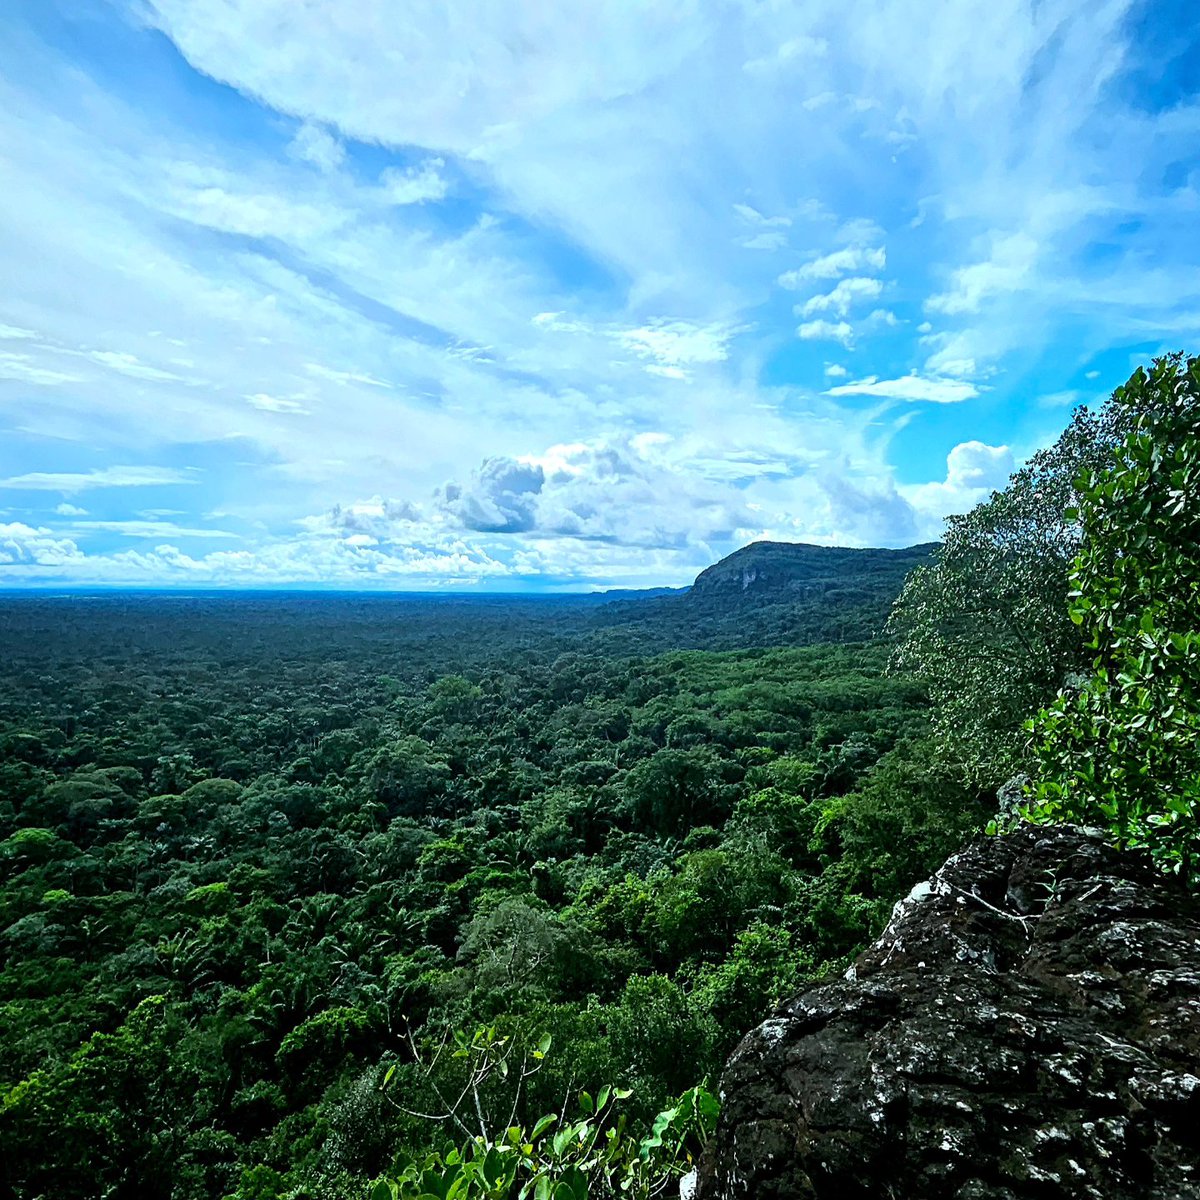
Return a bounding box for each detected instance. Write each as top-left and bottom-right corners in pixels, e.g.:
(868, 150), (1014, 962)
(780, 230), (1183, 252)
(0, 467), (199, 491)
(826, 374), (980, 404)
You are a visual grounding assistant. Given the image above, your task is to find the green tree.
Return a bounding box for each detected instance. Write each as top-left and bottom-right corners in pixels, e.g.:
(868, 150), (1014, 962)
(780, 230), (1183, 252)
(1025, 354), (1200, 878)
(888, 402), (1124, 784)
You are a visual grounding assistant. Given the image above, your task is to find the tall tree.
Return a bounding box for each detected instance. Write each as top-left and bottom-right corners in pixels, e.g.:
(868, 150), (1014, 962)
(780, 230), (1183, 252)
(887, 402), (1124, 785)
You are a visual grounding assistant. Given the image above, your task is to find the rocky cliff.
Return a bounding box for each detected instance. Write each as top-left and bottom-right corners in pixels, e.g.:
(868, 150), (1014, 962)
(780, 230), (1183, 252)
(696, 826), (1200, 1199)
(687, 541), (936, 605)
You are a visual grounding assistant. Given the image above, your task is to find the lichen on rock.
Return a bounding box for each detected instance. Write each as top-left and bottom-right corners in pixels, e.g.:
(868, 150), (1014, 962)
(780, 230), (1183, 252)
(696, 826), (1200, 1199)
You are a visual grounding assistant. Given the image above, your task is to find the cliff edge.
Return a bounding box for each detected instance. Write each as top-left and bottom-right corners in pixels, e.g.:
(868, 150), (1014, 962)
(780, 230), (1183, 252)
(696, 825), (1200, 1199)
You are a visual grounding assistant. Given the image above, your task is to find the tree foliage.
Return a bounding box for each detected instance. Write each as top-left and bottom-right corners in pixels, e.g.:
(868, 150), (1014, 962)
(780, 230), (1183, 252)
(887, 402), (1125, 783)
(0, 584), (981, 1198)
(1025, 354), (1200, 877)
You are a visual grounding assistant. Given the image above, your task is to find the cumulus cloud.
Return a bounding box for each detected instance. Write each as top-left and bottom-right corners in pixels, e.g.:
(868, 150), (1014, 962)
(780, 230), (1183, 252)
(944, 440), (1014, 489)
(797, 320), (854, 345)
(817, 470), (919, 545)
(438, 456), (546, 533)
(0, 523), (83, 566)
(295, 436), (767, 559)
(901, 440), (1015, 535)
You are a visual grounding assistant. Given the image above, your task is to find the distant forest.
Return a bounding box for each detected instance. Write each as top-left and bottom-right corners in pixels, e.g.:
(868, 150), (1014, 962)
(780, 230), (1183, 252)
(1, 551), (976, 1199)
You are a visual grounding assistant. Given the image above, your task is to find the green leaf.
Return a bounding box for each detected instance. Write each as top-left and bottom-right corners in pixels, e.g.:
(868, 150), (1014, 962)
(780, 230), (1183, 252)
(531, 1114), (557, 1140)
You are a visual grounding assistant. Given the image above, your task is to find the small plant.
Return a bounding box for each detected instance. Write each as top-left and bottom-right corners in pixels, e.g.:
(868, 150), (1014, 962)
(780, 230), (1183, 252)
(372, 1025), (718, 1199)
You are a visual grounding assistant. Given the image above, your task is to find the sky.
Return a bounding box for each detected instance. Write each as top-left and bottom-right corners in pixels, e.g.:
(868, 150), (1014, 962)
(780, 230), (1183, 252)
(1, 0), (1198, 590)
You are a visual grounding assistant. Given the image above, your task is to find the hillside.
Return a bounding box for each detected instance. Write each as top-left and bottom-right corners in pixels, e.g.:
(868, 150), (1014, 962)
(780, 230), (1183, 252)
(587, 540), (938, 654)
(689, 541), (939, 604)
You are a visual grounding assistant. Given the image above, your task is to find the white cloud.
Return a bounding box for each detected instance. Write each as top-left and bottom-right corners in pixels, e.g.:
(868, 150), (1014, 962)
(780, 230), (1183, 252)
(926, 231), (1039, 315)
(0, 522), (82, 566)
(779, 245), (886, 287)
(943, 440), (1013, 489)
(0, 352), (80, 386)
(800, 91), (838, 112)
(824, 363), (848, 377)
(800, 276), (884, 317)
(0, 466), (198, 491)
(0, 323), (37, 340)
(247, 392), (308, 413)
(82, 350), (190, 383)
(826, 373), (980, 403)
(743, 36), (828, 74)
(616, 320), (739, 372)
(738, 231), (789, 251)
(159, 162), (342, 240)
(901, 440), (1014, 535)
(379, 159), (448, 205)
(303, 363), (393, 388)
(733, 204), (791, 228)
(55, 502), (87, 516)
(797, 320), (854, 345)
(288, 122), (345, 172)
(437, 456), (545, 533)
(69, 520), (241, 539)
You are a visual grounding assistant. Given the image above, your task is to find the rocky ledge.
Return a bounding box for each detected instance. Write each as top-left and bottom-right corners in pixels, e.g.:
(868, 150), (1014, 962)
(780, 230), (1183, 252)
(696, 826), (1200, 1200)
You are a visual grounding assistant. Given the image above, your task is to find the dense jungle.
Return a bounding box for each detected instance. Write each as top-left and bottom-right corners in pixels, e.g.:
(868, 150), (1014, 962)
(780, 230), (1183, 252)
(2, 356), (1197, 1200)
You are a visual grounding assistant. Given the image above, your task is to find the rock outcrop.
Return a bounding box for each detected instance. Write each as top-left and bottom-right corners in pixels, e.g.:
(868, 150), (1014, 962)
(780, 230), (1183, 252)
(687, 542), (936, 605)
(696, 826), (1200, 1199)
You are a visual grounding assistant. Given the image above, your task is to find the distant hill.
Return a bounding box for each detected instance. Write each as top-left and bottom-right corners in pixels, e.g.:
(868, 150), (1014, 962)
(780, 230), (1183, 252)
(689, 541), (939, 605)
(588, 540), (938, 653)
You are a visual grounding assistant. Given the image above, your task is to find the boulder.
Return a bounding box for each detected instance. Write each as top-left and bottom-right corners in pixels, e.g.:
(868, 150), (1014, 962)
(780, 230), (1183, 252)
(696, 826), (1200, 1199)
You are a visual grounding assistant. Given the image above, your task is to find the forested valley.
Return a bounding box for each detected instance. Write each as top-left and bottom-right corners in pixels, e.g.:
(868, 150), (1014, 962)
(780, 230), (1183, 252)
(2, 356), (1197, 1200)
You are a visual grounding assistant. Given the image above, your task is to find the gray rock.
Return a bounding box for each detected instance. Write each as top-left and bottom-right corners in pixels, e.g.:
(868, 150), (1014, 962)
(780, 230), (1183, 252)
(696, 826), (1200, 1199)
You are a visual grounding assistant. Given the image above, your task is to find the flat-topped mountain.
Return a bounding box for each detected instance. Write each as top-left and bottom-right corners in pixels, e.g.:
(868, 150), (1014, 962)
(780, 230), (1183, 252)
(688, 540), (938, 604)
(587, 539), (938, 652)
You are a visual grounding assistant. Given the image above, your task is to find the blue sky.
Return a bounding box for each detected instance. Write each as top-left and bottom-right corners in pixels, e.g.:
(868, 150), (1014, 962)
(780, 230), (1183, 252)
(1, 0), (1197, 589)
